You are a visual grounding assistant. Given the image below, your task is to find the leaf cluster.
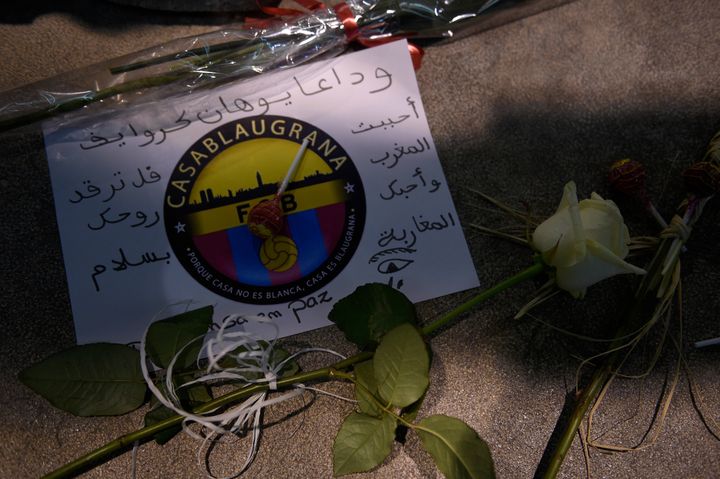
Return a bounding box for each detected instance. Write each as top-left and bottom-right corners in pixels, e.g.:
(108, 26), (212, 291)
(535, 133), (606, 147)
(330, 284), (495, 478)
(21, 283), (496, 478)
(18, 305), (298, 445)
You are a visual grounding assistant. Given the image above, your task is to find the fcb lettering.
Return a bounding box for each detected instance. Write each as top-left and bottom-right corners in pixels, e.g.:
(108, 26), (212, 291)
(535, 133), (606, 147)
(164, 115), (365, 305)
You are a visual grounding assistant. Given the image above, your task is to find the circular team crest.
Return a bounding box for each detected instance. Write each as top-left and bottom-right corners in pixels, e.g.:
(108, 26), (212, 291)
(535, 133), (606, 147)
(164, 115), (365, 304)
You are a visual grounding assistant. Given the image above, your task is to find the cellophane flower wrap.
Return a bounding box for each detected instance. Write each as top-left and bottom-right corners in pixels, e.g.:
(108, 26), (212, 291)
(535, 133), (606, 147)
(0, 0), (571, 132)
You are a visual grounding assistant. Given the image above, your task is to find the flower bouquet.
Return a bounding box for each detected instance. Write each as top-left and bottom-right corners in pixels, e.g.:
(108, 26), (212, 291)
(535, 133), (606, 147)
(0, 0), (571, 132)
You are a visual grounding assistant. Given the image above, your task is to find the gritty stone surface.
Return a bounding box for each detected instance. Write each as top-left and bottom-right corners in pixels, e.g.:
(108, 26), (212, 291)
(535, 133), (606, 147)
(1, 1), (720, 478)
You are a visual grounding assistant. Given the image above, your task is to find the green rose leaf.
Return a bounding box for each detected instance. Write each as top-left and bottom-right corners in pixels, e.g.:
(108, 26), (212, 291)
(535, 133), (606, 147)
(401, 391), (426, 424)
(273, 347), (301, 378)
(19, 343), (147, 416)
(144, 405), (181, 445)
(374, 323), (429, 408)
(144, 383), (212, 445)
(328, 283), (417, 350)
(145, 305), (213, 370)
(416, 415), (495, 479)
(396, 391), (428, 443)
(333, 412), (396, 476)
(354, 360), (382, 417)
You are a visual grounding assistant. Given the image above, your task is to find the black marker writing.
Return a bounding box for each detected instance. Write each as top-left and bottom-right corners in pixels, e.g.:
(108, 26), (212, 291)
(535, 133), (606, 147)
(412, 212), (457, 232)
(369, 136), (431, 169)
(287, 291), (332, 323)
(91, 248), (171, 292)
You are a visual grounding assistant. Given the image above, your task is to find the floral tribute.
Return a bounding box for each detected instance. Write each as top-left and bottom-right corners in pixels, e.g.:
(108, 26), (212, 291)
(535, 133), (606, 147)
(18, 128), (719, 478)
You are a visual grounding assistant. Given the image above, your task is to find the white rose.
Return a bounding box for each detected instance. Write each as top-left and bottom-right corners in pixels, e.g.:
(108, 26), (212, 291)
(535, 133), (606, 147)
(532, 181), (646, 298)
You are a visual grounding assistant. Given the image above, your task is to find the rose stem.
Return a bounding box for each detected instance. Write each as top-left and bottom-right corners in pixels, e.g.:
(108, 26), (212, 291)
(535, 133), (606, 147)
(0, 72), (185, 133)
(43, 262), (546, 479)
(420, 261), (545, 336)
(109, 41), (263, 74)
(43, 353), (372, 479)
(0, 41), (268, 133)
(539, 237), (673, 479)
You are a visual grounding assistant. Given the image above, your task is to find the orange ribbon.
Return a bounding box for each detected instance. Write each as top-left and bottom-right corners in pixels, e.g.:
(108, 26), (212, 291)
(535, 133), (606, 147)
(250, 0), (424, 70)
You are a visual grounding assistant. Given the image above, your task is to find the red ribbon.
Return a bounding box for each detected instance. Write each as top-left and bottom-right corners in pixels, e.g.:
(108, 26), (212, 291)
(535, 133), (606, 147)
(250, 0), (424, 70)
(255, 0), (324, 16)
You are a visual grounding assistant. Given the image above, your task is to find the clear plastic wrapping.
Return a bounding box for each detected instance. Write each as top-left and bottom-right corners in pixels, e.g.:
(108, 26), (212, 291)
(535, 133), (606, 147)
(0, 0), (572, 132)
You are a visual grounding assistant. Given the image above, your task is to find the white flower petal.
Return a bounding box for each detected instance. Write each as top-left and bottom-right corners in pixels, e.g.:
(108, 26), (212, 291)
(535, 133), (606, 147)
(556, 180), (578, 212)
(578, 200), (629, 256)
(555, 240), (645, 293)
(532, 182), (587, 267)
(532, 182), (645, 297)
(533, 209), (582, 267)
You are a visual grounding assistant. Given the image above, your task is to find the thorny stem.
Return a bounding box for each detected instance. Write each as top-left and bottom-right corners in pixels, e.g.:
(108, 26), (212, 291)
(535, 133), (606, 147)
(0, 43), (266, 133)
(109, 42), (265, 74)
(43, 262), (546, 479)
(44, 353), (372, 479)
(421, 261), (544, 336)
(0, 73), (186, 132)
(540, 236), (675, 479)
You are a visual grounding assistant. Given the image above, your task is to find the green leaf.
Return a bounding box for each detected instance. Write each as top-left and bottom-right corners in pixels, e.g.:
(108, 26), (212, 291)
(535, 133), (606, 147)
(333, 412), (396, 476)
(144, 382), (212, 445)
(145, 305), (213, 370)
(397, 345), (433, 437)
(144, 405), (181, 445)
(401, 391), (426, 424)
(275, 348), (300, 377)
(182, 382), (213, 405)
(328, 283), (417, 350)
(374, 323), (429, 408)
(416, 415), (495, 479)
(354, 360), (382, 417)
(396, 391), (428, 443)
(19, 343), (147, 416)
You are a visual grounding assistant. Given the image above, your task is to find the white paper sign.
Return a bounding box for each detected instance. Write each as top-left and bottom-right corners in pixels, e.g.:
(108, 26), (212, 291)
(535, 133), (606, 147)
(43, 41), (479, 344)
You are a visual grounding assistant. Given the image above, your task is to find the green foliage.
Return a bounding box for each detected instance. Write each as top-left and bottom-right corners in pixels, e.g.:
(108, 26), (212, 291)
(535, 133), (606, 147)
(144, 405), (181, 445)
(395, 390), (428, 443)
(333, 320), (494, 479)
(145, 305), (213, 370)
(374, 323), (429, 408)
(332, 412), (396, 476)
(328, 283), (417, 350)
(354, 360), (382, 417)
(141, 305), (214, 442)
(270, 347), (301, 378)
(19, 305), (216, 420)
(416, 415), (495, 479)
(144, 383), (212, 445)
(19, 343), (146, 416)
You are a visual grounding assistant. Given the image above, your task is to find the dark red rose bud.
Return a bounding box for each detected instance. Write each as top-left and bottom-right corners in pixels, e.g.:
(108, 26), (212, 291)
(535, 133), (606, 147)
(608, 158), (647, 197)
(683, 161), (720, 198)
(248, 197), (284, 239)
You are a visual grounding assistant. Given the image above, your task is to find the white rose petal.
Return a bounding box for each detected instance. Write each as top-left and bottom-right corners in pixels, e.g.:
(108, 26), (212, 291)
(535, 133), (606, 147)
(532, 181), (646, 298)
(555, 239), (647, 298)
